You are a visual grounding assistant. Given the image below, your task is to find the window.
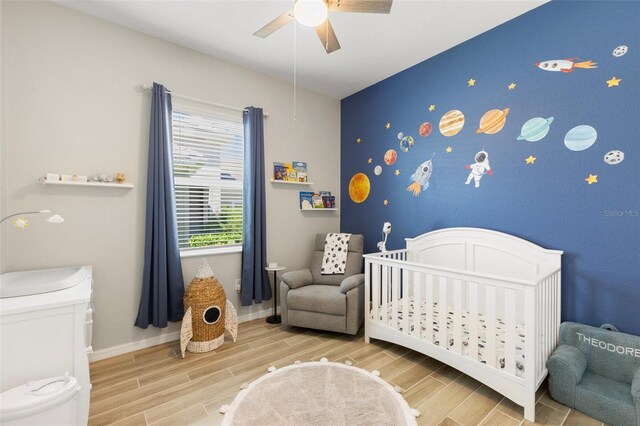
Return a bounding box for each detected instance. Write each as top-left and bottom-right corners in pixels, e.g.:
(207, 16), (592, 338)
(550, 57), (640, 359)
(172, 102), (244, 253)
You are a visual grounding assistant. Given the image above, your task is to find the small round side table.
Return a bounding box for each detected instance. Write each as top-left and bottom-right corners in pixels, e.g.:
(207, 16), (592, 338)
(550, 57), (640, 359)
(265, 266), (286, 324)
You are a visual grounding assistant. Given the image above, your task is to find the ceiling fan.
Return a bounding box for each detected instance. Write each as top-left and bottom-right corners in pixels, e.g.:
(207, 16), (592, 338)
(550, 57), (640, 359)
(253, 0), (393, 54)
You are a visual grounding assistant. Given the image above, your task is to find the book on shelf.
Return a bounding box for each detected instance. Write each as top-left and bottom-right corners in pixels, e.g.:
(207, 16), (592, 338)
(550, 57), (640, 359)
(299, 191), (314, 210)
(273, 162), (286, 181)
(311, 193), (324, 208)
(322, 195), (336, 209)
(293, 161), (308, 182)
(318, 191), (331, 198)
(284, 163), (297, 182)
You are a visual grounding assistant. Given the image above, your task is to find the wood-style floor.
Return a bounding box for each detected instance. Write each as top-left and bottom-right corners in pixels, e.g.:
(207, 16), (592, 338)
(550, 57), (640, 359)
(89, 319), (603, 426)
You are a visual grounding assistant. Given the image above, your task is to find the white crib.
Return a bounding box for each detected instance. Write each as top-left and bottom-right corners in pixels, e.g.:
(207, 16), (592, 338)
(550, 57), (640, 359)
(363, 228), (562, 422)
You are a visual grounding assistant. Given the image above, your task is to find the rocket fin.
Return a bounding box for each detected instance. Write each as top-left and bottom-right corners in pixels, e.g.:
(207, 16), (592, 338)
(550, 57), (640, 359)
(179, 307), (193, 358)
(225, 300), (238, 342)
(561, 68), (574, 73)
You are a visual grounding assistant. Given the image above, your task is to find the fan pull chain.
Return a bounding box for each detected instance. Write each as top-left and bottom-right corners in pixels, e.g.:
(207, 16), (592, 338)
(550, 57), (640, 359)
(293, 21), (297, 122)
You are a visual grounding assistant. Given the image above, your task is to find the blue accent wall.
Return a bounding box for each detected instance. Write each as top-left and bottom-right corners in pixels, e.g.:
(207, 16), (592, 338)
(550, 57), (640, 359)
(340, 1), (640, 334)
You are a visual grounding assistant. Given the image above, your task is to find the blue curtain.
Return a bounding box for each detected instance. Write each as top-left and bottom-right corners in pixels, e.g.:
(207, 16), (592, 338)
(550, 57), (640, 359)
(135, 83), (185, 328)
(241, 107), (271, 306)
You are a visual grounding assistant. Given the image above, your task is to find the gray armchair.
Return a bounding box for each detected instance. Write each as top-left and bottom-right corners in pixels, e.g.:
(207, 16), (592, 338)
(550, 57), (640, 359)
(280, 233), (364, 335)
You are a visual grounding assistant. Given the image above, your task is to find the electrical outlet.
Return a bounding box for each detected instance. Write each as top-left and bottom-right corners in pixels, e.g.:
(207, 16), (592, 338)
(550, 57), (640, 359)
(235, 278), (241, 292)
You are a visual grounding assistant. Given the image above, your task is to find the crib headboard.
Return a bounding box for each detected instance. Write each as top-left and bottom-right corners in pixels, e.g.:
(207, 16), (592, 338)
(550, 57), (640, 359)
(405, 227), (562, 280)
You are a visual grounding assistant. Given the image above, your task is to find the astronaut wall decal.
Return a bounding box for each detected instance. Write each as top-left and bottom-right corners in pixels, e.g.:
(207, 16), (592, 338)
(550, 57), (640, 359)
(465, 150), (492, 188)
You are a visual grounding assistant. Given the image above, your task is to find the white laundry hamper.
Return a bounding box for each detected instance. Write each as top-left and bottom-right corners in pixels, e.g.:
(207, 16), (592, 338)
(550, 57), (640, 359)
(0, 375), (81, 425)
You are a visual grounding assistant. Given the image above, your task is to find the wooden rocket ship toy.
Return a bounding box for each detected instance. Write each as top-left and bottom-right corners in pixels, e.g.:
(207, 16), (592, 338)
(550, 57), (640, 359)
(180, 261), (238, 357)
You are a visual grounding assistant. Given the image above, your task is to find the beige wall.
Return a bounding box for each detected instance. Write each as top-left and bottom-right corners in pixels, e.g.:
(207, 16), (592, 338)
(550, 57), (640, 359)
(1, 1), (340, 353)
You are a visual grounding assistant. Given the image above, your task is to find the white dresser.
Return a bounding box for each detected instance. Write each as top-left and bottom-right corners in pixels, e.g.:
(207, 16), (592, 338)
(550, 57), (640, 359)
(0, 266), (93, 425)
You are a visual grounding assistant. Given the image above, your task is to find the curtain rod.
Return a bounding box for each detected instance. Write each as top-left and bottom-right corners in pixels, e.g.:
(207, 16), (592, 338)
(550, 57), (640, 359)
(140, 84), (269, 118)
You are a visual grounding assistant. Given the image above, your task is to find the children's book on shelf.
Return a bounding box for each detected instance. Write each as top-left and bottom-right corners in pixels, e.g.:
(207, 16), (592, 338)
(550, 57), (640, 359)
(293, 161), (308, 182)
(322, 195), (336, 209)
(284, 163), (297, 182)
(312, 193), (324, 208)
(299, 191), (314, 209)
(318, 191), (331, 198)
(273, 162), (286, 181)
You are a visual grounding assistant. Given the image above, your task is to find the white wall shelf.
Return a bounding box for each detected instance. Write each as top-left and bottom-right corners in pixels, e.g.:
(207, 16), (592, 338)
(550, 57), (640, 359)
(40, 179), (134, 189)
(300, 208), (338, 212)
(270, 180), (313, 186)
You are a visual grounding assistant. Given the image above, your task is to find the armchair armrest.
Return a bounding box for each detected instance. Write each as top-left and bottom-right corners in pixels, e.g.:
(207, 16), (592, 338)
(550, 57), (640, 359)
(281, 269), (313, 289)
(340, 274), (364, 294)
(632, 368), (640, 405)
(547, 344), (588, 383)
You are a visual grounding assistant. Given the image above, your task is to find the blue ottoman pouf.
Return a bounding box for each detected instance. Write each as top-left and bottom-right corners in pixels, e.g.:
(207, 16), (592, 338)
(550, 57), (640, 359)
(547, 322), (640, 426)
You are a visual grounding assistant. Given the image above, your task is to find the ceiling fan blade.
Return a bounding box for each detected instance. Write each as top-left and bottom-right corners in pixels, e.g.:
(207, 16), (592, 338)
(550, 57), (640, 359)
(328, 0), (393, 14)
(253, 8), (295, 38)
(315, 19), (341, 54)
(328, 0), (393, 13)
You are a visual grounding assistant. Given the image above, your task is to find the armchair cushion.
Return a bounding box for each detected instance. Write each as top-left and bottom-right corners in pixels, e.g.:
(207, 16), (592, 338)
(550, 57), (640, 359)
(339, 274), (364, 294)
(281, 269), (313, 289)
(286, 285), (345, 316)
(547, 344), (588, 384)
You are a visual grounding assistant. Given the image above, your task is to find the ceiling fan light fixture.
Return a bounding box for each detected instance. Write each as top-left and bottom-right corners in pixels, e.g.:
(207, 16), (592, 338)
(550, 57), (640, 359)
(294, 0), (328, 27)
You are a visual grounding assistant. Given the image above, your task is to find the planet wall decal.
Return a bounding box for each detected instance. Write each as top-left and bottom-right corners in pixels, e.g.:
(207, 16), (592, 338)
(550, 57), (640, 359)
(399, 134), (415, 153)
(348, 173), (370, 203)
(384, 149), (397, 165)
(564, 125), (597, 151)
(419, 122), (433, 137)
(476, 108), (510, 134)
(517, 117), (554, 142)
(374, 165), (383, 175)
(439, 110), (465, 137)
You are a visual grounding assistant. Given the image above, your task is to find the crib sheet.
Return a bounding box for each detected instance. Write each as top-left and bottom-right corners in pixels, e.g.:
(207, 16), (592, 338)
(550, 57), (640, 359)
(372, 298), (526, 376)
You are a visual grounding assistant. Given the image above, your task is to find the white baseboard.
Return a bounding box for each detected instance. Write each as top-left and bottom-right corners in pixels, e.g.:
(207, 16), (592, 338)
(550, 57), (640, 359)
(90, 307), (274, 362)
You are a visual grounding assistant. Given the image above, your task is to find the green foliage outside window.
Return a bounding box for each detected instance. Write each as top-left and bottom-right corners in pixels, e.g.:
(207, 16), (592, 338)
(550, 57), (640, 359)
(187, 205), (243, 248)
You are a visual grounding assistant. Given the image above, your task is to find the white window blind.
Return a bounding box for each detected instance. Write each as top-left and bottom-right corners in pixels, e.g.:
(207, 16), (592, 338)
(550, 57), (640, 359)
(172, 103), (244, 252)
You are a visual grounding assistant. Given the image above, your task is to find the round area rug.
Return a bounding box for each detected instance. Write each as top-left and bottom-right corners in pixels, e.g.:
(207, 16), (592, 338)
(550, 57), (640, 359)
(221, 360), (419, 426)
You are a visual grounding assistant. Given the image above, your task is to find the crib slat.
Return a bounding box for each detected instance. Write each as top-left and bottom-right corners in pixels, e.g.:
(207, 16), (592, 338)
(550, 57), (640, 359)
(504, 288), (516, 375)
(453, 279), (462, 355)
(381, 265), (389, 326)
(425, 274), (434, 344)
(392, 266), (400, 330)
(413, 271), (422, 338)
(485, 285), (496, 368)
(438, 276), (447, 349)
(468, 282), (479, 362)
(402, 269), (409, 335)
(371, 264), (380, 323)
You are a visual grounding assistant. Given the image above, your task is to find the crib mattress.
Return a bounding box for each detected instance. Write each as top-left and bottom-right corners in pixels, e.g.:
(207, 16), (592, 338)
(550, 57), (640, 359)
(371, 298), (526, 376)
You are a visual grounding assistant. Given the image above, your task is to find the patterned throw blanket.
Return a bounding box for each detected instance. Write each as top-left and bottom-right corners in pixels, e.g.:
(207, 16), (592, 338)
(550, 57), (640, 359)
(321, 233), (352, 274)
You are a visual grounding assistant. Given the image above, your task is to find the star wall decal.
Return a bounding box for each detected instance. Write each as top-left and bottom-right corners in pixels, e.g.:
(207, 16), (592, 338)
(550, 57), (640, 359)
(383, 199), (388, 206)
(395, 169), (400, 176)
(525, 155), (536, 164)
(585, 174), (598, 185)
(606, 77), (621, 87)
(428, 105), (435, 112)
(508, 83), (517, 90)
(356, 137), (361, 143)
(468, 79), (476, 87)
(367, 158), (372, 164)
(386, 122), (391, 129)
(446, 146), (453, 153)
